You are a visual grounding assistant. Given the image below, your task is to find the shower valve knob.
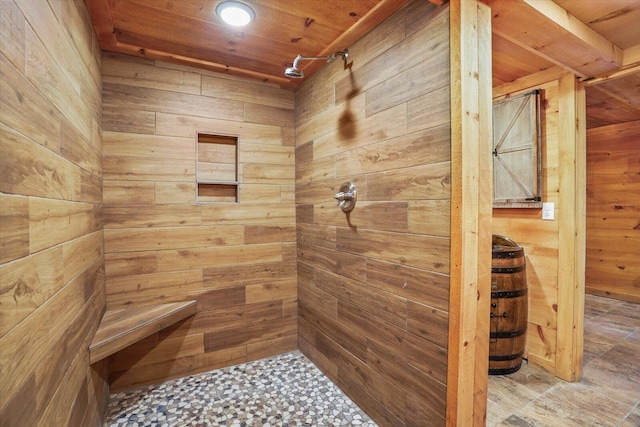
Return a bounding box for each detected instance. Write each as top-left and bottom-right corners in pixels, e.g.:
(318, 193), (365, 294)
(334, 182), (356, 213)
(334, 191), (353, 202)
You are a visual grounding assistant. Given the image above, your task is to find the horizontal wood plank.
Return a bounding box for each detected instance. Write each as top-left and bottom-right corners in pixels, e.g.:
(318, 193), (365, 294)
(0, 193), (29, 263)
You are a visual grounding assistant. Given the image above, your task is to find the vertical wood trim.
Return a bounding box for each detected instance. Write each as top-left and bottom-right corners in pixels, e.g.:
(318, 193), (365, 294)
(447, 1), (492, 425)
(474, 2), (493, 426)
(574, 81), (586, 379)
(555, 73), (585, 381)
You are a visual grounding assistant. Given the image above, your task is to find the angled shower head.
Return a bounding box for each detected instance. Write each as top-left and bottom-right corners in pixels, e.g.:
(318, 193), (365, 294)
(284, 67), (304, 78)
(284, 55), (305, 78)
(284, 50), (349, 79)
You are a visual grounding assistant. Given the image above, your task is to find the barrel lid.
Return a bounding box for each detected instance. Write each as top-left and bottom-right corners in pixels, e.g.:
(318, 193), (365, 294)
(492, 234), (521, 250)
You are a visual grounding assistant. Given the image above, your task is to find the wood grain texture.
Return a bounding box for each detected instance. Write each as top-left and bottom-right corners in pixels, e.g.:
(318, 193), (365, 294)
(104, 225), (244, 252)
(446, 2), (493, 425)
(295, 2), (451, 425)
(0, 1), (106, 425)
(108, 333), (205, 372)
(29, 198), (96, 253)
(0, 193), (29, 263)
(484, 0), (622, 78)
(586, 120), (640, 303)
(0, 52), (60, 153)
(101, 52), (296, 390)
(160, 301), (285, 340)
(86, 0), (414, 87)
(493, 70), (587, 381)
(554, 72), (585, 381)
(89, 301), (197, 364)
(106, 270), (203, 300)
(109, 346), (248, 392)
(103, 81), (244, 122)
(334, 125), (450, 178)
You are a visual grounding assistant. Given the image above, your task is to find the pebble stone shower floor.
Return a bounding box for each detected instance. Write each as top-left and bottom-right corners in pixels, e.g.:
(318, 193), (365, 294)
(104, 350), (378, 427)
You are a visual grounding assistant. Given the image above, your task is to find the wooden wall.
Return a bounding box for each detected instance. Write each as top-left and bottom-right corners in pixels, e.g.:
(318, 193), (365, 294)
(101, 53), (297, 391)
(0, 0), (107, 425)
(586, 120), (640, 303)
(492, 69), (586, 381)
(295, 2), (451, 425)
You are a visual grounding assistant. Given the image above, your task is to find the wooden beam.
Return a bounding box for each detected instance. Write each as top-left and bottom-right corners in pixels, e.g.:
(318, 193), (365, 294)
(84, 0), (118, 49)
(624, 44), (640, 68)
(474, 3), (493, 426)
(493, 66), (566, 98)
(523, 0), (623, 66)
(484, 0), (623, 78)
(447, 1), (492, 425)
(555, 73), (585, 381)
(583, 44), (640, 86)
(583, 65), (640, 87)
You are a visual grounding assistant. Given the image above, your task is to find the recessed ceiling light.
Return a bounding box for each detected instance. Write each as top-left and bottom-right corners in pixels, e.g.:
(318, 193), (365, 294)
(216, 1), (255, 27)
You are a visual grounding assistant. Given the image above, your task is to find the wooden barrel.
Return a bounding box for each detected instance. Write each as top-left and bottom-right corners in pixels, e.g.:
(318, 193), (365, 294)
(489, 235), (527, 375)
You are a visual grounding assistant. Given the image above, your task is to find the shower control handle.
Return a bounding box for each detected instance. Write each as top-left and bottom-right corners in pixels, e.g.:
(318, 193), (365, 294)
(334, 182), (357, 213)
(334, 191), (354, 202)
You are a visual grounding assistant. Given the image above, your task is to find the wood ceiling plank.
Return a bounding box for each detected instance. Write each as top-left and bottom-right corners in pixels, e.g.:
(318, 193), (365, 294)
(126, 0), (345, 50)
(87, 0), (412, 85)
(85, 0), (117, 49)
(485, 0), (623, 78)
(108, 0), (301, 77)
(523, 0), (623, 64)
(113, 28), (285, 77)
(553, 0), (640, 49)
(592, 73), (640, 115)
(586, 84), (640, 129)
(266, 0), (380, 31)
(492, 33), (555, 85)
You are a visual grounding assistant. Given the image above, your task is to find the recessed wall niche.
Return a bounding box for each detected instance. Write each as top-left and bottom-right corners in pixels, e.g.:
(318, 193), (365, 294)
(196, 133), (239, 203)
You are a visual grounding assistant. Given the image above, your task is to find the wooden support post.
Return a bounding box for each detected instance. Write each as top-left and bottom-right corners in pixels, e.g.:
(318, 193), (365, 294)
(447, 0), (492, 425)
(555, 73), (586, 381)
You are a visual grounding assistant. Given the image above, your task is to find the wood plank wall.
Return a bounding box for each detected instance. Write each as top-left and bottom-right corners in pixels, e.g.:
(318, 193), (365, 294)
(0, 0), (107, 425)
(586, 120), (640, 303)
(493, 69), (586, 380)
(295, 2), (451, 425)
(101, 53), (297, 391)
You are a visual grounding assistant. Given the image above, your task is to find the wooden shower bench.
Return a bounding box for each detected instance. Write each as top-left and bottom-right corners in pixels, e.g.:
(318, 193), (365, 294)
(89, 301), (197, 364)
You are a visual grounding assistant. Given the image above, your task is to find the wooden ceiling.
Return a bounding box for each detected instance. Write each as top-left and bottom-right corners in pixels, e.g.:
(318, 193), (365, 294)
(86, 0), (640, 128)
(486, 0), (640, 129)
(85, 0), (421, 87)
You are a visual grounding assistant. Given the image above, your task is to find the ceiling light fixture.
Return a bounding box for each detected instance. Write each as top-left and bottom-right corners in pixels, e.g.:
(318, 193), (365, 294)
(216, 1), (255, 27)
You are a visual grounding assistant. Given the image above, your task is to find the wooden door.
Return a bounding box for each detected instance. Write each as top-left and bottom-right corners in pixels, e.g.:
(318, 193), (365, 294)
(493, 90), (542, 208)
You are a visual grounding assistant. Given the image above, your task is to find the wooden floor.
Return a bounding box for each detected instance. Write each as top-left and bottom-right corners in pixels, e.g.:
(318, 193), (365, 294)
(487, 294), (640, 426)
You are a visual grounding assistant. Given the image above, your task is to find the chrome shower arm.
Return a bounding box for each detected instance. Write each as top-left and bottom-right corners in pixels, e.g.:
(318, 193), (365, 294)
(285, 50), (348, 79)
(293, 54), (337, 69)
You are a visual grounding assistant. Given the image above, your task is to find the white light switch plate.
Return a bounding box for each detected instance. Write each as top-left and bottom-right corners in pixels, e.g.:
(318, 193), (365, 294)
(542, 202), (554, 220)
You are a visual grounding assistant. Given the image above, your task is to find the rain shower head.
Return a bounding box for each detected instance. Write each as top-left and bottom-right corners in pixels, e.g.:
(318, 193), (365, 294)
(284, 50), (349, 79)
